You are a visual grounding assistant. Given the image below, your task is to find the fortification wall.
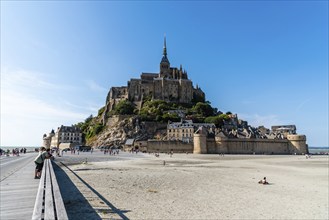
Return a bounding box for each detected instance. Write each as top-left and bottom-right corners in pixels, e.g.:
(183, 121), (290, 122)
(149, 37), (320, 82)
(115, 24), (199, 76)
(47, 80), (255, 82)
(287, 134), (308, 154)
(213, 138), (290, 154)
(147, 140), (193, 153)
(145, 134), (308, 155)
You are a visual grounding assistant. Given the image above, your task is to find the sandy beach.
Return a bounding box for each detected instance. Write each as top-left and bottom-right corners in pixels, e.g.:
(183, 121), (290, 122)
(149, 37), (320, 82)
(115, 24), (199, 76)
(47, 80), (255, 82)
(56, 152), (329, 219)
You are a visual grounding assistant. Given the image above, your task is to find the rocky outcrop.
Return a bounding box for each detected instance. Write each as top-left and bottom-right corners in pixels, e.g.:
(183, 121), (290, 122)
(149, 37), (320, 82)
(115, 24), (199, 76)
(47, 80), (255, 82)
(88, 116), (167, 147)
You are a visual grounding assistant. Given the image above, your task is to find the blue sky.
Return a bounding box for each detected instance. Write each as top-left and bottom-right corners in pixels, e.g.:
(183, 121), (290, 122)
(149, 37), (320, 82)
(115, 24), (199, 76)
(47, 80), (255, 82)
(1, 1), (328, 147)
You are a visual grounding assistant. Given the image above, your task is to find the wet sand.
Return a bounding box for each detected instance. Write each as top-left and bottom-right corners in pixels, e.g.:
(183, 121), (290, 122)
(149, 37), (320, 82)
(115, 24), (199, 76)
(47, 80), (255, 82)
(56, 153), (329, 219)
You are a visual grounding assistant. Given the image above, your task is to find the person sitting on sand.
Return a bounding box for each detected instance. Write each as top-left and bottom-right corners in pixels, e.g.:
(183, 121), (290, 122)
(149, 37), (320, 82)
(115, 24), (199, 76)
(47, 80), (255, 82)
(258, 177), (269, 184)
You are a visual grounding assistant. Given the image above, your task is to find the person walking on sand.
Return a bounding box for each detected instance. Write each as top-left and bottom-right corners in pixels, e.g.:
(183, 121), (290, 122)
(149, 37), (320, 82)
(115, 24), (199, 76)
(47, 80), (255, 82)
(34, 147), (50, 179)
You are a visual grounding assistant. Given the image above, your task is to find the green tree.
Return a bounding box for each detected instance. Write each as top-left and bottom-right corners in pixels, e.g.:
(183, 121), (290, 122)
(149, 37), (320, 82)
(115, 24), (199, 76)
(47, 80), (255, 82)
(139, 100), (173, 121)
(94, 123), (104, 135)
(162, 112), (180, 122)
(205, 114), (230, 127)
(98, 106), (105, 116)
(85, 114), (93, 123)
(192, 102), (215, 117)
(114, 100), (135, 115)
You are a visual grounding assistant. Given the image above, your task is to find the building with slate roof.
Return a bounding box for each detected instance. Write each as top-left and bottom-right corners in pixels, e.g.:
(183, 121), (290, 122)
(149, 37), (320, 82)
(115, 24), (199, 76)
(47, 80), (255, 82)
(167, 120), (215, 143)
(50, 125), (83, 148)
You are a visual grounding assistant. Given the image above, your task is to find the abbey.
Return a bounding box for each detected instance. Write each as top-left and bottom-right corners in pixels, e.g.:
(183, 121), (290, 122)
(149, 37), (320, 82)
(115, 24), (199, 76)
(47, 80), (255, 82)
(103, 37), (205, 115)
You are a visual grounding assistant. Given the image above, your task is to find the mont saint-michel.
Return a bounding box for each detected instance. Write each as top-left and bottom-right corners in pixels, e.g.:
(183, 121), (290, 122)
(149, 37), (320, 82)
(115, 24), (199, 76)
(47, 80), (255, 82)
(103, 37), (205, 116)
(43, 38), (308, 155)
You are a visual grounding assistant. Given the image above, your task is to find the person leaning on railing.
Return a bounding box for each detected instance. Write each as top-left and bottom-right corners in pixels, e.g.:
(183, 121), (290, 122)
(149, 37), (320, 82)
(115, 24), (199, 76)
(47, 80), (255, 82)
(33, 147), (51, 179)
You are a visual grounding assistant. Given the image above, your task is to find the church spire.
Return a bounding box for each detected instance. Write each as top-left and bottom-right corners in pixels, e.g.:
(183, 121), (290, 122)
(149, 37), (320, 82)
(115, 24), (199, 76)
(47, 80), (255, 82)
(163, 35), (167, 56)
(160, 35), (170, 76)
(160, 34), (170, 64)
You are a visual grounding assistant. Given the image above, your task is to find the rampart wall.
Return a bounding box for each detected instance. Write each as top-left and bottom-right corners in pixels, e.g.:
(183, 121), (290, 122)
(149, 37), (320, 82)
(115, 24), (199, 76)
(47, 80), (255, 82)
(147, 140), (193, 153)
(146, 134), (308, 155)
(208, 138), (290, 154)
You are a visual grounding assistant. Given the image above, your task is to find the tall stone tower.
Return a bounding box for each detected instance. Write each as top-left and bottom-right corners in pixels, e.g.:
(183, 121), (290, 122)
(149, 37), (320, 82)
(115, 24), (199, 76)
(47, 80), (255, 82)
(193, 126), (208, 154)
(287, 134), (308, 154)
(159, 36), (170, 77)
(43, 129), (55, 149)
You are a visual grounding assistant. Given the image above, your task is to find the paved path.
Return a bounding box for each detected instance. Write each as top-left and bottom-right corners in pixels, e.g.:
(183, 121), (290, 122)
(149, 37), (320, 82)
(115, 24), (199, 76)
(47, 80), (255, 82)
(0, 153), (39, 220)
(0, 150), (151, 220)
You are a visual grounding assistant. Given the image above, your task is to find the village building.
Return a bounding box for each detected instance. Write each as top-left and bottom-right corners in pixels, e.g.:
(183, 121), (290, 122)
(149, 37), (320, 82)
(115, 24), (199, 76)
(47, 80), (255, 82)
(271, 125), (297, 138)
(51, 125), (82, 148)
(167, 120), (215, 143)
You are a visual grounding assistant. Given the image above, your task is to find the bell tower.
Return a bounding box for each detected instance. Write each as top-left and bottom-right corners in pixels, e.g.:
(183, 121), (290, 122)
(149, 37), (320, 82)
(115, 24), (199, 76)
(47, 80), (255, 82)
(160, 36), (170, 77)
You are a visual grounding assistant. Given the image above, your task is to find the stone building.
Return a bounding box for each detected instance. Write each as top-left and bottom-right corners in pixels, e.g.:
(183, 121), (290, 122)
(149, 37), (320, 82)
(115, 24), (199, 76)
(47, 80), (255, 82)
(49, 125), (82, 149)
(271, 125), (296, 138)
(167, 120), (215, 143)
(103, 37), (205, 122)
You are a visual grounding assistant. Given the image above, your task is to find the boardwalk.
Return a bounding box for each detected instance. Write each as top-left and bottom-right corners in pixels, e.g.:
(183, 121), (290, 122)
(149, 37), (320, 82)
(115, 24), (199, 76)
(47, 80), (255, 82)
(0, 153), (39, 220)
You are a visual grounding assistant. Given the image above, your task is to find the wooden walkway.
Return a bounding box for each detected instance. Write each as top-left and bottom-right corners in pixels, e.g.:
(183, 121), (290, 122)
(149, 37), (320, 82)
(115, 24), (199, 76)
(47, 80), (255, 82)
(0, 154), (39, 220)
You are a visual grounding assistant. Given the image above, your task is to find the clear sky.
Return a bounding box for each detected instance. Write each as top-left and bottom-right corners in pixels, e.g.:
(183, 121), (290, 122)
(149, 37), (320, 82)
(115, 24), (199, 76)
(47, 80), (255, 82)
(1, 1), (328, 147)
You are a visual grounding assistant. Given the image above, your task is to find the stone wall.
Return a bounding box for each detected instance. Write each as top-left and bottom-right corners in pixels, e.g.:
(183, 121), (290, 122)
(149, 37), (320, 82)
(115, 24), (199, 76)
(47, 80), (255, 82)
(287, 134), (308, 154)
(147, 140), (193, 153)
(203, 135), (307, 154)
(145, 134), (307, 155)
(208, 138), (290, 154)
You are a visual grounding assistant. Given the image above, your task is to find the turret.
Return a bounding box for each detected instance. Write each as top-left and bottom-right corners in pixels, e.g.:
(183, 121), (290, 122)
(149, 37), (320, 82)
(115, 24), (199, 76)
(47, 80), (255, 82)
(49, 129), (55, 138)
(287, 134), (308, 154)
(193, 126), (208, 154)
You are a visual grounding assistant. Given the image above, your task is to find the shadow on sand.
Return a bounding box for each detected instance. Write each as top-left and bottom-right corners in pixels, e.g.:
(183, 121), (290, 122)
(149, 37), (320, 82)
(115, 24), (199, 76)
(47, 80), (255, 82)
(53, 162), (130, 220)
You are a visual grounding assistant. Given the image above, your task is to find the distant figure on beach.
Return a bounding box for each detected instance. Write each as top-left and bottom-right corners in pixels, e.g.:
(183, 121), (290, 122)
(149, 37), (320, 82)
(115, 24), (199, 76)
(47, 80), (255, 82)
(258, 177), (269, 185)
(34, 147), (50, 179)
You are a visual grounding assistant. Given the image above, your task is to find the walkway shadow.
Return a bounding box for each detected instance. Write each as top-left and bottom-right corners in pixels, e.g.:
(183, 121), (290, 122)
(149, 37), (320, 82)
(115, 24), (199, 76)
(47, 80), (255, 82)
(53, 162), (130, 220)
(52, 162), (101, 220)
